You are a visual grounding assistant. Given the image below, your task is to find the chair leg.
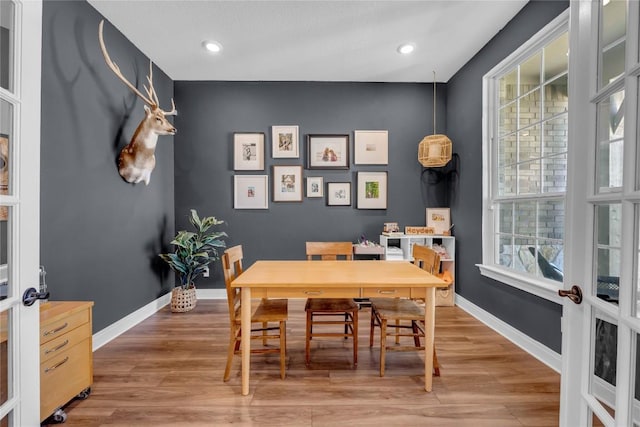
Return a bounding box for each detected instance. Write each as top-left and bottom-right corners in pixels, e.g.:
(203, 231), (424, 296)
(352, 309), (358, 366)
(305, 309), (312, 367)
(369, 308), (375, 347)
(380, 318), (387, 377)
(395, 319), (400, 345)
(433, 347), (440, 377)
(279, 320), (286, 379)
(344, 313), (348, 338)
(412, 321), (421, 347)
(223, 330), (237, 382)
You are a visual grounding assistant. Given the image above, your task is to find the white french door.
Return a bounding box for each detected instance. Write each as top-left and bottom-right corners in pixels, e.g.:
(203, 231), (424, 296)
(0, 1), (42, 425)
(561, 0), (640, 425)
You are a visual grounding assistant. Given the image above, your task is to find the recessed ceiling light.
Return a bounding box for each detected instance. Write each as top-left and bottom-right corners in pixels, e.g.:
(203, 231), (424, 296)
(397, 44), (415, 55)
(202, 40), (222, 53)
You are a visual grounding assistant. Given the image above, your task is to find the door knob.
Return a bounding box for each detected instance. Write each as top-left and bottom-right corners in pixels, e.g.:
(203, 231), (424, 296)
(22, 287), (50, 306)
(558, 285), (583, 305)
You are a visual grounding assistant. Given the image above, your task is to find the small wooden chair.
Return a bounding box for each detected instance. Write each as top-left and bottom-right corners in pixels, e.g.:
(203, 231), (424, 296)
(304, 242), (358, 367)
(222, 245), (288, 381)
(369, 243), (441, 377)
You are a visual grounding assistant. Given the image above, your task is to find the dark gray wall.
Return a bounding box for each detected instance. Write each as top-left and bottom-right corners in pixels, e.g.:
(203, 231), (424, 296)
(174, 81), (446, 285)
(40, 0), (175, 332)
(446, 0), (569, 352)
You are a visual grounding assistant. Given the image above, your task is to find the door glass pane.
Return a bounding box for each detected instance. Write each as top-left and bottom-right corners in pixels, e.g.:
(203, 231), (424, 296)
(520, 52), (541, 94)
(634, 335), (640, 426)
(597, 204), (621, 304)
(544, 32), (569, 80)
(0, 207), (8, 301)
(544, 115), (569, 156)
(597, 90), (625, 191)
(518, 125), (540, 162)
(0, 100), (11, 197)
(600, 0), (627, 87)
(518, 160), (541, 194)
(518, 89), (540, 129)
(0, 1), (14, 92)
(0, 307), (11, 406)
(543, 74), (569, 120)
(594, 317), (617, 394)
(499, 68), (517, 106)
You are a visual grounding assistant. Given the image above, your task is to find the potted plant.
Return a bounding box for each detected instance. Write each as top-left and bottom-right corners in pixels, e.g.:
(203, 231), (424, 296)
(160, 209), (227, 312)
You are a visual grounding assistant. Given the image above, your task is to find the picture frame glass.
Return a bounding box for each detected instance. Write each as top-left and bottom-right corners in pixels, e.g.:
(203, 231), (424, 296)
(426, 208), (451, 235)
(233, 132), (265, 170)
(272, 126), (299, 158)
(354, 130), (388, 165)
(306, 176), (324, 198)
(327, 182), (351, 205)
(273, 166), (303, 202)
(357, 172), (387, 209)
(234, 175), (269, 209)
(307, 135), (349, 169)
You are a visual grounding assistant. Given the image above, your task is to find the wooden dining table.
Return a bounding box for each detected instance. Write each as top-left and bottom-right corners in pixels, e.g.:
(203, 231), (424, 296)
(230, 259), (447, 396)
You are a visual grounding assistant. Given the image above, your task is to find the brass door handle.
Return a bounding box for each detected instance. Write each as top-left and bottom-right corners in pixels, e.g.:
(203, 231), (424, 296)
(558, 285), (583, 304)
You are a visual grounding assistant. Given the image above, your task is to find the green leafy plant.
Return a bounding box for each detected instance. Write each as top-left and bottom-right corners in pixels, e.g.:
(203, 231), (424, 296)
(160, 209), (228, 289)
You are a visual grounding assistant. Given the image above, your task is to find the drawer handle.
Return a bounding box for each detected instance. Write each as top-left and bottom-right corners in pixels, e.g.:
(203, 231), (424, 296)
(304, 290), (323, 296)
(44, 339), (69, 355)
(378, 289), (398, 295)
(43, 322), (68, 337)
(44, 356), (69, 374)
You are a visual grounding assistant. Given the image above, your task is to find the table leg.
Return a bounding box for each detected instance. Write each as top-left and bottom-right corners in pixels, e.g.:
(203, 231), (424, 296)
(241, 287), (251, 396)
(424, 287), (435, 392)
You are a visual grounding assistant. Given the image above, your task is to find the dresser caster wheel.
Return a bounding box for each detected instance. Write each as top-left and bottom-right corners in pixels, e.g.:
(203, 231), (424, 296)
(51, 408), (67, 423)
(77, 387), (91, 400)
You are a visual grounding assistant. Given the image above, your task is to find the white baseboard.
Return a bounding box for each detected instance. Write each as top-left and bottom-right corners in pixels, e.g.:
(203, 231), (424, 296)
(454, 294), (562, 373)
(92, 288), (226, 351)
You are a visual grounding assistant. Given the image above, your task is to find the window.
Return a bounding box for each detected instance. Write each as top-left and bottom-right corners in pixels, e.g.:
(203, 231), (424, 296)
(479, 11), (569, 301)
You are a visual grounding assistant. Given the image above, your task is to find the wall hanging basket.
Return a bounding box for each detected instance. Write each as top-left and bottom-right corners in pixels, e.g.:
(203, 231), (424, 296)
(418, 134), (452, 167)
(171, 286), (197, 313)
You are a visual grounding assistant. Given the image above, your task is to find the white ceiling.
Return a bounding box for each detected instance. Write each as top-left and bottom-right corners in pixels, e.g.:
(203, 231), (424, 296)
(88, 0), (528, 83)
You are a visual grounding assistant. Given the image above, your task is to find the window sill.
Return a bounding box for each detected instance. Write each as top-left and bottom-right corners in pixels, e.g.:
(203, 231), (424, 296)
(476, 264), (563, 304)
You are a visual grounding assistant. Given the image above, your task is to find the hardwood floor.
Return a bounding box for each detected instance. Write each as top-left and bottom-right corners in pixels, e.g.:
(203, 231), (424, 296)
(52, 299), (560, 426)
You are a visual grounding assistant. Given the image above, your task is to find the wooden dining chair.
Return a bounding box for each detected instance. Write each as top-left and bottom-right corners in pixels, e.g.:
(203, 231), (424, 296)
(369, 243), (441, 377)
(222, 245), (288, 381)
(304, 241), (358, 367)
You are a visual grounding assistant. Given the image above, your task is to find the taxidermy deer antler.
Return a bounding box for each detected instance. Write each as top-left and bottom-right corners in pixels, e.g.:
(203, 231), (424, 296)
(98, 20), (177, 185)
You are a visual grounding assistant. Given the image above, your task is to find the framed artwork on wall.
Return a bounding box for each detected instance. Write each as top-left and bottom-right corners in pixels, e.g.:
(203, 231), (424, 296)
(306, 176), (324, 198)
(233, 132), (265, 170)
(357, 171), (387, 209)
(272, 125), (299, 158)
(326, 182), (351, 206)
(272, 165), (303, 202)
(234, 175), (269, 209)
(426, 208), (451, 235)
(307, 134), (349, 169)
(354, 130), (388, 165)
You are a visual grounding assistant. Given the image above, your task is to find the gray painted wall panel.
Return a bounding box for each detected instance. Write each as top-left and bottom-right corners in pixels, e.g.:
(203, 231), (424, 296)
(40, 0), (175, 332)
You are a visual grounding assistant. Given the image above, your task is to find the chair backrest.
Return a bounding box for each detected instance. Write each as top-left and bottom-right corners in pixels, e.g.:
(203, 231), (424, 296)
(412, 244), (441, 275)
(306, 241), (353, 260)
(222, 245), (244, 325)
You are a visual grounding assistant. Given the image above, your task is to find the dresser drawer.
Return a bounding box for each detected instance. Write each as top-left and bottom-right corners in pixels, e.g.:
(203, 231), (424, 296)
(267, 287), (360, 298)
(40, 309), (89, 345)
(40, 337), (92, 420)
(40, 321), (91, 364)
(361, 287), (411, 298)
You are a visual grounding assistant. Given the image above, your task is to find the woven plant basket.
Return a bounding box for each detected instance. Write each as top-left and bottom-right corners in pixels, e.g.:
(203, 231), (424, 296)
(418, 134), (452, 167)
(170, 285), (197, 313)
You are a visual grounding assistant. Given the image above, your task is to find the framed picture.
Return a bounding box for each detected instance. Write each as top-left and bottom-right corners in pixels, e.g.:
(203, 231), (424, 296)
(234, 175), (269, 209)
(426, 208), (451, 235)
(357, 171), (387, 209)
(326, 182), (351, 206)
(307, 134), (349, 169)
(354, 130), (388, 165)
(233, 132), (265, 170)
(272, 125), (299, 158)
(272, 165), (303, 202)
(306, 176), (324, 198)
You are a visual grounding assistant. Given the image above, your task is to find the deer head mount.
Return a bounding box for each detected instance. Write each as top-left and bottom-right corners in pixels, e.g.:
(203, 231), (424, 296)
(98, 20), (177, 185)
